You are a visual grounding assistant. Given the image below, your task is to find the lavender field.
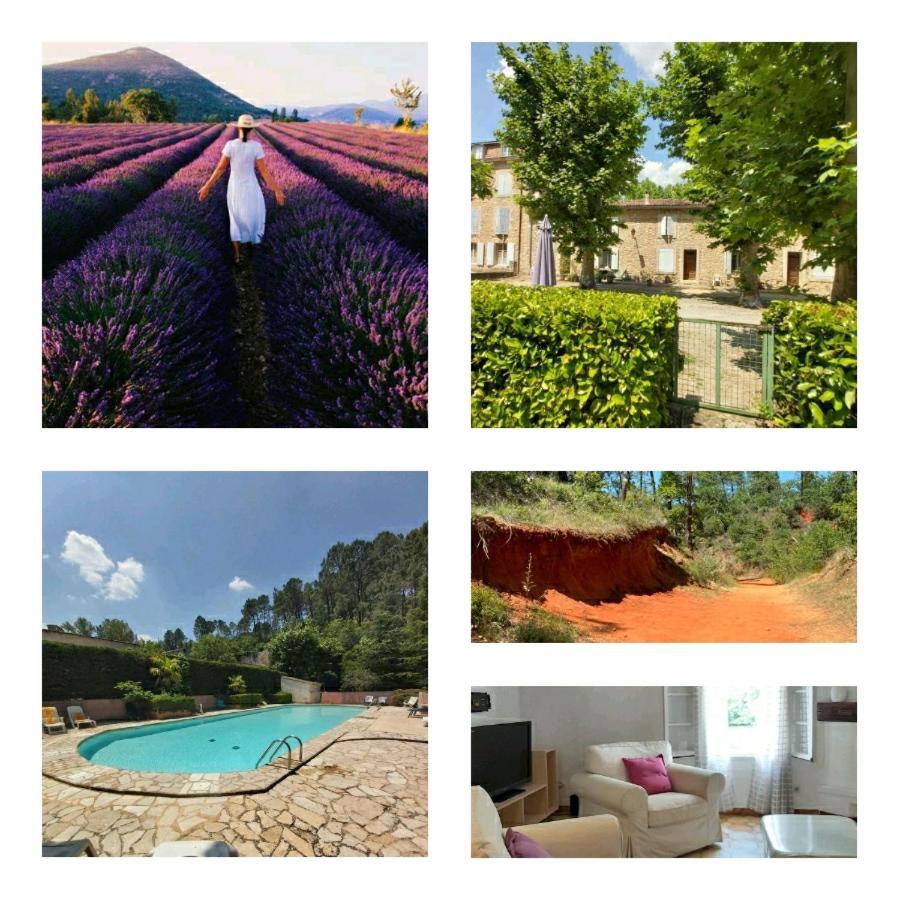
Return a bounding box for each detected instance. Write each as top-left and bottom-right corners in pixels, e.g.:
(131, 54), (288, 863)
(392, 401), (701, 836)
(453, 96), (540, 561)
(41, 122), (428, 427)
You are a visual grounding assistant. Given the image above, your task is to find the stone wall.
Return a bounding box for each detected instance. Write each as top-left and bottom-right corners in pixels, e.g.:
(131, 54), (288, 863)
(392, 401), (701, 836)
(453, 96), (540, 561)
(280, 676), (321, 703)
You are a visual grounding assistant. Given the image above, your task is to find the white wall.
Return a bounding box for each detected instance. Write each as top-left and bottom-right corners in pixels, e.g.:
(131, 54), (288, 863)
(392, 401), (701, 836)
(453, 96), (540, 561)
(792, 686), (857, 815)
(519, 687), (666, 796)
(471, 686), (522, 724)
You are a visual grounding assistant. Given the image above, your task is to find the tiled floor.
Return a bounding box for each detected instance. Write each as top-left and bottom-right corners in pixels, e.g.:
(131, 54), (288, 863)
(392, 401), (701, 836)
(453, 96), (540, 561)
(42, 707), (427, 857)
(682, 814), (765, 858)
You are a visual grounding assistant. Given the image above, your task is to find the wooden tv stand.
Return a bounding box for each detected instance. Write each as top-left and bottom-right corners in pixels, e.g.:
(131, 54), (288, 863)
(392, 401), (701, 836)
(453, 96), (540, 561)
(494, 749), (559, 827)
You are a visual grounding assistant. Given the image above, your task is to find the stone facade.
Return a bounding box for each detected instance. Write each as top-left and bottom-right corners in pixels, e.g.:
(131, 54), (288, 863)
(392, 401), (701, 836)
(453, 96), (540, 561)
(280, 676), (321, 703)
(471, 141), (834, 296)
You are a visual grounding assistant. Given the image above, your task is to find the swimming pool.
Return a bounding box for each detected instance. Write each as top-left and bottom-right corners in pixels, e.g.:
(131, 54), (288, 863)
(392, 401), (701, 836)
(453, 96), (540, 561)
(77, 705), (365, 774)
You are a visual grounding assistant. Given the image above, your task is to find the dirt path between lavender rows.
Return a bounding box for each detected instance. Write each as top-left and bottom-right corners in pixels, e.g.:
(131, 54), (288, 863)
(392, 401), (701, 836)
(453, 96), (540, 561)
(511, 578), (855, 643)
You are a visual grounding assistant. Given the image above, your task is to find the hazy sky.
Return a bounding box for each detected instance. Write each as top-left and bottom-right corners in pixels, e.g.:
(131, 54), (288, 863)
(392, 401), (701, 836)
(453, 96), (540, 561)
(42, 43), (427, 106)
(43, 472), (427, 640)
(471, 42), (689, 187)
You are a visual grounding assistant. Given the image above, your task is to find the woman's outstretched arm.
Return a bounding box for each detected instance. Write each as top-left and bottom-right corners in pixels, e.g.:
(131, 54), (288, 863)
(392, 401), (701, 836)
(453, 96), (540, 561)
(256, 159), (285, 206)
(198, 156), (229, 201)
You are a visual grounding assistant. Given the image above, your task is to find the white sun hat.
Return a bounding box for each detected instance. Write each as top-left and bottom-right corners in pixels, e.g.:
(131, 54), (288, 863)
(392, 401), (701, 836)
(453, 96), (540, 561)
(230, 114), (257, 129)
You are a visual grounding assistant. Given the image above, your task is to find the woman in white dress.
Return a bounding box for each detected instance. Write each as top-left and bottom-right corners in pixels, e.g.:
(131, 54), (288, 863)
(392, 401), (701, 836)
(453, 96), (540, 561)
(198, 114), (285, 263)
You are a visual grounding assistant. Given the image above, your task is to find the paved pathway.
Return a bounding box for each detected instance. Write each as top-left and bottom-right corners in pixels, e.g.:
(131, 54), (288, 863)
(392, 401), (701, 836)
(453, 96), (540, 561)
(42, 707), (427, 857)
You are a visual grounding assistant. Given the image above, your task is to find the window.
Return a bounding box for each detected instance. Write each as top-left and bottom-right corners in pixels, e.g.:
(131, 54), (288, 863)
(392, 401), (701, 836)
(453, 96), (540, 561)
(471, 241), (479, 264)
(726, 687), (763, 754)
(473, 145), (484, 160)
(725, 249), (742, 273)
(789, 686), (814, 761)
(658, 247), (676, 274)
(495, 241), (509, 267)
(495, 171), (513, 197)
(500, 145), (511, 157)
(659, 215), (676, 238)
(495, 207), (510, 235)
(471, 207), (481, 235)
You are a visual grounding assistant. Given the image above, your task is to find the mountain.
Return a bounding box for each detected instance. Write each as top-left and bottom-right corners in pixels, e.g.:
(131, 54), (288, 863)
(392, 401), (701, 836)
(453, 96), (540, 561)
(269, 93), (429, 125)
(42, 47), (268, 122)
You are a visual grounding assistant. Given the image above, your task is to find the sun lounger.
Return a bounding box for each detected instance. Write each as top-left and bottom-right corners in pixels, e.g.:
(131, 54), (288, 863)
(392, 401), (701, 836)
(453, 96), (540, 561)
(406, 696), (419, 716)
(364, 695), (375, 706)
(42, 706), (66, 734)
(43, 839), (97, 856)
(67, 705), (97, 729)
(378, 696), (387, 706)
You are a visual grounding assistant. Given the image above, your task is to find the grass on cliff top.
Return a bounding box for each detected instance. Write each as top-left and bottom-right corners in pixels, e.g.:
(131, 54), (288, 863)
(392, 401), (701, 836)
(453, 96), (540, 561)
(471, 473), (666, 538)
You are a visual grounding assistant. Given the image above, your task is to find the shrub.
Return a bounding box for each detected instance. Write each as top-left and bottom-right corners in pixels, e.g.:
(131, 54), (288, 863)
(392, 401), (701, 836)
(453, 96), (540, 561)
(514, 609), (578, 643)
(471, 283), (678, 427)
(471, 582), (511, 639)
(268, 691), (293, 704)
(150, 694), (195, 713)
(226, 692), (263, 707)
(769, 522), (845, 582)
(762, 300), (857, 427)
(227, 674), (247, 694)
(683, 552), (733, 588)
(390, 688), (420, 706)
(185, 659), (281, 697)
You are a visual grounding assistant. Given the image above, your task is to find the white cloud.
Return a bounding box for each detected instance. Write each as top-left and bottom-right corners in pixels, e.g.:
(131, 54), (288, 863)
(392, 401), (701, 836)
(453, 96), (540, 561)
(640, 159), (691, 187)
(229, 576), (254, 592)
(60, 531), (145, 601)
(61, 530), (113, 586)
(137, 634), (153, 643)
(620, 42), (673, 81)
(487, 57), (514, 85)
(43, 552), (50, 560)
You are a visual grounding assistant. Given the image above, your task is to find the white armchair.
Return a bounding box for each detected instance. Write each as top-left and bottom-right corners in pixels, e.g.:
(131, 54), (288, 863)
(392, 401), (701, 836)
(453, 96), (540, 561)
(569, 740), (725, 858)
(471, 786), (622, 858)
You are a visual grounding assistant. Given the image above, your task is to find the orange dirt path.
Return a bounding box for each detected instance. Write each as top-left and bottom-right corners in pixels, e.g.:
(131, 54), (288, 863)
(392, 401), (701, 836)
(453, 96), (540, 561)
(510, 579), (855, 643)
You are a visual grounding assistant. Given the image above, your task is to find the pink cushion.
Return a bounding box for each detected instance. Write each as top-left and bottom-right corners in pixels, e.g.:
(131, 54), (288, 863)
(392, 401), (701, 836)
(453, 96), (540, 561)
(622, 754), (672, 795)
(504, 828), (552, 858)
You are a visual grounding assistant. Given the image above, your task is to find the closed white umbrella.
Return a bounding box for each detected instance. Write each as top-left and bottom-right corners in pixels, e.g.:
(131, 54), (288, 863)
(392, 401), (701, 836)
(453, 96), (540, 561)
(531, 215), (556, 286)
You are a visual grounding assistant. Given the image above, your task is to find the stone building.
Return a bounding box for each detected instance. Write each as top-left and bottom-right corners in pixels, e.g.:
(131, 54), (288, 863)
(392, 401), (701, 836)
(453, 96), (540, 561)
(471, 140), (834, 295)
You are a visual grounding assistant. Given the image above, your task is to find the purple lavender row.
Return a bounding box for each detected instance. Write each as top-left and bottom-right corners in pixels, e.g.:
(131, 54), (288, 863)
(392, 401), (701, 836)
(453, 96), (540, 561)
(43, 125), (208, 190)
(275, 127), (427, 181)
(42, 124), (193, 163)
(254, 136), (427, 427)
(43, 134), (239, 428)
(294, 122), (428, 161)
(43, 125), (221, 275)
(263, 124), (427, 258)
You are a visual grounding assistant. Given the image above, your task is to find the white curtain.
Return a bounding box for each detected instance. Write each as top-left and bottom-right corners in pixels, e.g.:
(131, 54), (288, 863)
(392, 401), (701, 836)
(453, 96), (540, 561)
(747, 686), (794, 814)
(695, 686), (736, 811)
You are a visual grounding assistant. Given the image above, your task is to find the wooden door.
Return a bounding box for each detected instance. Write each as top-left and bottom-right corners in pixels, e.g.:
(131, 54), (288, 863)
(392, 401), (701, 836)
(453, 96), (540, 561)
(787, 252), (802, 286)
(683, 249), (697, 280)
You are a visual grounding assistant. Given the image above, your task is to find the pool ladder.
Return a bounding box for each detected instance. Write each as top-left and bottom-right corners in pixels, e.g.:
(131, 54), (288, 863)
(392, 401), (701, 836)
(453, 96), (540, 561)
(255, 734), (303, 769)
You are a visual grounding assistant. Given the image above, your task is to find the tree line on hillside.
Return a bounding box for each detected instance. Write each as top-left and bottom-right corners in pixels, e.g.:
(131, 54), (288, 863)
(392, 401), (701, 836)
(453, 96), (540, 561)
(43, 87), (178, 123)
(488, 42), (856, 300)
(474, 471), (856, 583)
(58, 524), (427, 691)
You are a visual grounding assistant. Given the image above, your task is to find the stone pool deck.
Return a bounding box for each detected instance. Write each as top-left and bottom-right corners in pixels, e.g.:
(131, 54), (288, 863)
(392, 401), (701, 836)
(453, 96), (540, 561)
(42, 706), (427, 857)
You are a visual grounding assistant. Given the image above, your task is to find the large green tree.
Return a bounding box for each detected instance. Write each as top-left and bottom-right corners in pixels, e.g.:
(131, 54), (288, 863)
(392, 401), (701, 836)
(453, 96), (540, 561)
(471, 155), (494, 199)
(94, 618), (136, 643)
(492, 42), (646, 287)
(120, 88), (177, 123)
(651, 42), (856, 302)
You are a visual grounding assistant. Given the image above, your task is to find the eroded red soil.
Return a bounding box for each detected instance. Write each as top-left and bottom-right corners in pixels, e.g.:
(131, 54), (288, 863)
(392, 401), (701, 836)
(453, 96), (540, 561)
(506, 579), (855, 643)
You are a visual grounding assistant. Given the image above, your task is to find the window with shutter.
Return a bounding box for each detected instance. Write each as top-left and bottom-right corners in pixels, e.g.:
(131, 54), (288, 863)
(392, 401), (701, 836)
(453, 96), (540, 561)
(495, 172), (512, 197)
(495, 207), (510, 235)
(658, 248), (676, 274)
(476, 242), (485, 266)
(473, 145), (483, 160)
(724, 250), (732, 273)
(486, 242), (495, 266)
(508, 242), (517, 263)
(471, 207), (480, 235)
(610, 247), (619, 271)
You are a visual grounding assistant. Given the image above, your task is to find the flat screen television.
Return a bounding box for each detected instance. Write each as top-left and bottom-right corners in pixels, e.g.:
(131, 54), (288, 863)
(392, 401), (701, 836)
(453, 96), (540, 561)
(471, 721), (532, 801)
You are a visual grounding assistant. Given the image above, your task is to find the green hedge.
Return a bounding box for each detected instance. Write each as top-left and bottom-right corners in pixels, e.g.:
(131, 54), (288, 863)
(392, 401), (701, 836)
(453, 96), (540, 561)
(268, 691), (293, 704)
(43, 641), (152, 699)
(226, 692), (263, 707)
(471, 283), (678, 427)
(763, 300), (857, 427)
(42, 640), (282, 700)
(150, 694), (195, 712)
(185, 659), (281, 696)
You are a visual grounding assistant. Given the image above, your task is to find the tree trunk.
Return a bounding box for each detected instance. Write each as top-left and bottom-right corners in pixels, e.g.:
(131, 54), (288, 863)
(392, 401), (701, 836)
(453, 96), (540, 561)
(685, 473), (695, 551)
(579, 249), (595, 289)
(832, 43), (857, 301)
(739, 243), (761, 308)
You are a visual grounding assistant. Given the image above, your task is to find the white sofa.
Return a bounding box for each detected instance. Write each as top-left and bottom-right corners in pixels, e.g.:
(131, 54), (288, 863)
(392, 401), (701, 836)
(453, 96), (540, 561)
(569, 740), (725, 858)
(471, 786), (622, 858)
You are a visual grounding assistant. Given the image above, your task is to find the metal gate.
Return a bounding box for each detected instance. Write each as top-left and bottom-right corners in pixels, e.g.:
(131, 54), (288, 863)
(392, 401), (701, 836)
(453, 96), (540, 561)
(673, 318), (774, 417)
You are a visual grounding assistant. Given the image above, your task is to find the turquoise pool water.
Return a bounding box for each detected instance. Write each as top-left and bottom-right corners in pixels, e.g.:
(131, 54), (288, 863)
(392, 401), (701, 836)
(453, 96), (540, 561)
(78, 705), (364, 774)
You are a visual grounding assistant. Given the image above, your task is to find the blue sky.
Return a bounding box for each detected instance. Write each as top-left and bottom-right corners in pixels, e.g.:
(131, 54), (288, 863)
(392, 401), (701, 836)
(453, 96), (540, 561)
(43, 472), (427, 640)
(42, 43), (427, 108)
(471, 42), (689, 187)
